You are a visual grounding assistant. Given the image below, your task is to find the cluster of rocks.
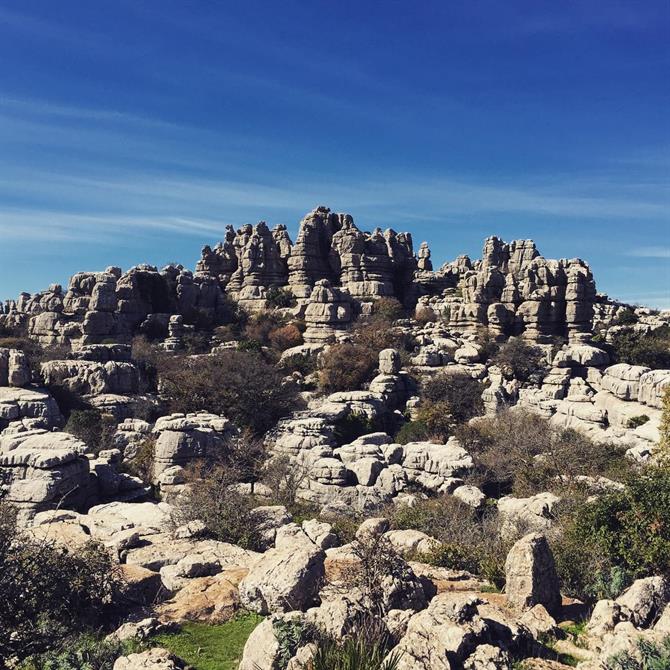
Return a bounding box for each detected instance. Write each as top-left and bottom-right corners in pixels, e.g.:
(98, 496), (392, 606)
(520, 346), (670, 458)
(195, 207), (418, 310)
(0, 264), (229, 349)
(419, 236), (598, 343)
(4, 205), (648, 348)
(26, 489), (665, 670)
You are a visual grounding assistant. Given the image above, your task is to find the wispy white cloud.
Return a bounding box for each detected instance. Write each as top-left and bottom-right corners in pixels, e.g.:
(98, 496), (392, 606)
(628, 246), (670, 259)
(0, 210), (227, 243)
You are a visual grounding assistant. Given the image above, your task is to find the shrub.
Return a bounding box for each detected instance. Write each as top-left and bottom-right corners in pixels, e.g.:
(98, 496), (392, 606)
(262, 455), (310, 507)
(310, 629), (401, 670)
(552, 465), (670, 602)
(411, 372), (484, 441)
(413, 400), (458, 442)
(394, 420), (431, 444)
(158, 350), (301, 435)
(415, 305), (436, 324)
(351, 313), (414, 357)
(273, 618), (313, 670)
(280, 352), (317, 376)
(491, 337), (546, 381)
(610, 326), (670, 370)
(612, 308), (639, 326)
(243, 312), (282, 347)
(388, 496), (509, 587)
(338, 533), (410, 616)
(661, 386), (670, 452)
(0, 502), (124, 663)
(64, 409), (117, 455)
(627, 415), (650, 429)
(319, 343), (378, 393)
(268, 323), (303, 351)
(456, 409), (630, 497)
(174, 461), (262, 550)
(606, 635), (670, 670)
(371, 297), (405, 322)
(421, 372), (484, 424)
(18, 634), (142, 670)
(333, 413), (378, 446)
(265, 287), (297, 309)
(122, 435), (156, 484)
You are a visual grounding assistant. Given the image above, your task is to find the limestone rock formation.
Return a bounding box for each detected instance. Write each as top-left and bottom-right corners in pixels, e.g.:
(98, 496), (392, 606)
(504, 533), (561, 615)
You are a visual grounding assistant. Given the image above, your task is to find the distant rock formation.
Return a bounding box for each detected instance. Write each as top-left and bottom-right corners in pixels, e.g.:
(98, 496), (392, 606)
(0, 205), (638, 346)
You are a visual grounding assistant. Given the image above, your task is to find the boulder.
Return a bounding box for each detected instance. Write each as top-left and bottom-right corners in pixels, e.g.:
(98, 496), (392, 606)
(239, 544), (325, 614)
(615, 576), (670, 628)
(504, 533), (561, 615)
(113, 648), (185, 670)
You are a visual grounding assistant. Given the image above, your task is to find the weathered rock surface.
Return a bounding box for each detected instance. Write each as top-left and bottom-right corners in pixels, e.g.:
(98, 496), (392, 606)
(504, 533), (561, 615)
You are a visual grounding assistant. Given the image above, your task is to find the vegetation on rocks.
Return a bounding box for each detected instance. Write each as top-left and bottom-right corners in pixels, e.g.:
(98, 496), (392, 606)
(551, 465), (670, 601)
(158, 349), (302, 434)
(609, 325), (670, 370)
(0, 502), (124, 665)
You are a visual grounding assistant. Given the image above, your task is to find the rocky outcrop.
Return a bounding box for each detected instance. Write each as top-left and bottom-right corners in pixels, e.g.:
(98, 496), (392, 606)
(238, 543), (325, 614)
(0, 348), (30, 387)
(0, 387), (62, 429)
(431, 236), (597, 343)
(0, 429), (92, 523)
(151, 412), (237, 484)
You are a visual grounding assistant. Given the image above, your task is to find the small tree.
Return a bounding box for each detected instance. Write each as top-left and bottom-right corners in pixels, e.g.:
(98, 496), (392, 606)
(64, 409), (117, 455)
(262, 455), (310, 507)
(175, 461), (261, 550)
(319, 343), (378, 393)
(158, 350), (302, 435)
(421, 372), (484, 422)
(492, 337), (546, 381)
(659, 386), (670, 453)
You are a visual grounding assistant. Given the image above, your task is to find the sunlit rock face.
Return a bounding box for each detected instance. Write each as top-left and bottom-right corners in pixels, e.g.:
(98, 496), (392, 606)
(0, 206), (608, 346)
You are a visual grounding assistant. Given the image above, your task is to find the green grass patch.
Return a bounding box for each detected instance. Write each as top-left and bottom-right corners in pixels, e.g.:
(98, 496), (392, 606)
(152, 614), (263, 670)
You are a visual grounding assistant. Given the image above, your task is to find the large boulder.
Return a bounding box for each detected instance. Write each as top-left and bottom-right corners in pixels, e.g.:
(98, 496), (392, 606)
(504, 533), (561, 615)
(239, 544), (325, 614)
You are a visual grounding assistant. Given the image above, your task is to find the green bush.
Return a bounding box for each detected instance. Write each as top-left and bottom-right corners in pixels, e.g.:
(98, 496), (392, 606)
(265, 287), (297, 309)
(552, 465), (670, 602)
(627, 415), (650, 429)
(606, 635), (670, 670)
(319, 343), (378, 393)
(333, 413), (378, 446)
(371, 297), (405, 322)
(456, 410), (630, 497)
(280, 352), (317, 376)
(610, 326), (670, 370)
(394, 420), (430, 444)
(612, 308), (639, 326)
(175, 461), (263, 550)
(0, 503), (124, 663)
(273, 618), (313, 670)
(661, 386), (670, 452)
(64, 409), (117, 455)
(311, 635), (401, 670)
(388, 496), (509, 587)
(158, 350), (302, 435)
(18, 634), (142, 670)
(491, 337), (546, 381)
(421, 372), (484, 424)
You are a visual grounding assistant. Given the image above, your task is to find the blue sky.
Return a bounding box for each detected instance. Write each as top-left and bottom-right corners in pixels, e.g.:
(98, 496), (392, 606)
(0, 1), (668, 307)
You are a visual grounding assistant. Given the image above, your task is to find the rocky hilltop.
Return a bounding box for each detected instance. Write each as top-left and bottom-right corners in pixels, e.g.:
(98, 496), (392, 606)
(0, 205), (645, 348)
(1, 206), (669, 670)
